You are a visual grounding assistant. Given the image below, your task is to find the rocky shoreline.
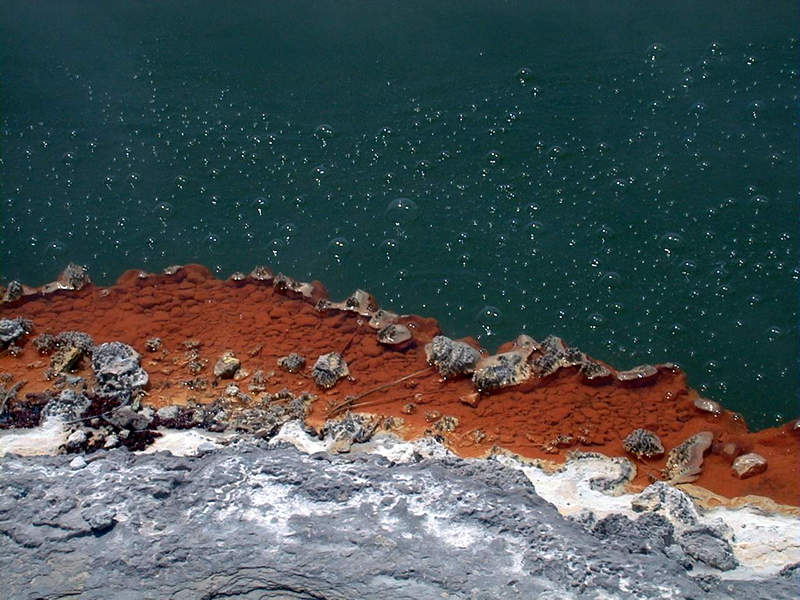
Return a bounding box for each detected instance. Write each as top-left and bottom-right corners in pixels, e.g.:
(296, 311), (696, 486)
(0, 263), (799, 597)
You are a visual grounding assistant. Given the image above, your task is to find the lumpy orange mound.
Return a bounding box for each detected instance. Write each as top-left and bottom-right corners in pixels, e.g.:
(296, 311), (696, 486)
(1, 264), (798, 506)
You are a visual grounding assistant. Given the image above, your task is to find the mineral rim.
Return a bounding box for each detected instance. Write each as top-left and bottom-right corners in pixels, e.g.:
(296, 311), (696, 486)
(0, 263), (797, 506)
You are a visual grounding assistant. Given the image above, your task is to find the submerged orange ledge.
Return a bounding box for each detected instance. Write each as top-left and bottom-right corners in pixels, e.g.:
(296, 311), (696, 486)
(1, 264), (798, 506)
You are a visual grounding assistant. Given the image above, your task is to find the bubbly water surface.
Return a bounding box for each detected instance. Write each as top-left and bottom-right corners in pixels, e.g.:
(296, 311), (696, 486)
(1, 2), (797, 428)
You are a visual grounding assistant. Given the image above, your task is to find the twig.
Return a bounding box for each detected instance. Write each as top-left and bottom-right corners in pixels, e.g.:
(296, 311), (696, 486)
(326, 366), (433, 416)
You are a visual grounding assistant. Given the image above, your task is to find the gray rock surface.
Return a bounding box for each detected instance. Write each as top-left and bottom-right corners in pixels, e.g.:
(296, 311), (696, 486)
(425, 335), (481, 378)
(0, 317), (32, 345)
(1, 444), (797, 599)
(91, 342), (148, 401)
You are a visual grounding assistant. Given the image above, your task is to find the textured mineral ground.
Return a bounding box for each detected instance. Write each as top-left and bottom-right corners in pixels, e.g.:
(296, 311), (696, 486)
(1, 264), (799, 599)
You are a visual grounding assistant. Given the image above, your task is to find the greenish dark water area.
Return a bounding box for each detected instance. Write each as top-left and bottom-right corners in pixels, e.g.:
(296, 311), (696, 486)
(1, 2), (797, 429)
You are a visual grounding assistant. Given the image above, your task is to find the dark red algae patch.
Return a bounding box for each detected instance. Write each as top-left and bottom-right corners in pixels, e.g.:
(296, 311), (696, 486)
(1, 263), (798, 506)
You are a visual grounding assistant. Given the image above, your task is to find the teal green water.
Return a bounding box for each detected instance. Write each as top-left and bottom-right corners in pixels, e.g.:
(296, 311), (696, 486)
(1, 2), (797, 428)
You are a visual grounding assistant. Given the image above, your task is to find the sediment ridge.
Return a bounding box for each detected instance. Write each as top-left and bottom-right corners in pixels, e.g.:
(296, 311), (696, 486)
(0, 263), (798, 507)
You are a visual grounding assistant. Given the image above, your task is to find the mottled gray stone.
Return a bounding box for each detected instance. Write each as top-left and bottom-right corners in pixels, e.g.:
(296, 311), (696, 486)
(91, 342), (148, 401)
(0, 444), (796, 599)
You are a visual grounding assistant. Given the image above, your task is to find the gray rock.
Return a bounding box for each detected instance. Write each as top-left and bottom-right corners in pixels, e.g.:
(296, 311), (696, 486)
(80, 506), (116, 533)
(0, 317), (32, 345)
(0, 444), (794, 599)
(156, 405), (181, 421)
(213, 351), (241, 379)
(55, 330), (95, 353)
(57, 263), (91, 290)
(107, 406), (152, 431)
(622, 428), (665, 460)
(472, 351), (530, 392)
(91, 342), (148, 401)
(69, 456), (87, 470)
(41, 389), (92, 423)
(678, 527), (738, 571)
(731, 453), (768, 479)
(65, 429), (87, 450)
(277, 352), (306, 373)
(322, 413), (381, 453)
(424, 335), (481, 378)
(312, 352), (349, 388)
(2, 280), (23, 302)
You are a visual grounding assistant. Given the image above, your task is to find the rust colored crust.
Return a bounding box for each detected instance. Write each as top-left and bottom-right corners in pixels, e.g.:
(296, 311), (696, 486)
(2, 264), (799, 506)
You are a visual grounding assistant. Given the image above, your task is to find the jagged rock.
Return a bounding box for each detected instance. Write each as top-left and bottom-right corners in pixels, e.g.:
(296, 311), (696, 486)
(2, 280), (23, 302)
(145, 338), (162, 352)
(33, 333), (57, 354)
(69, 456), (87, 470)
(623, 428), (665, 460)
(616, 364), (659, 387)
(277, 353), (306, 374)
(590, 512), (675, 555)
(41, 389), (92, 422)
(0, 317), (32, 346)
(312, 352), (349, 389)
(693, 397), (722, 415)
(425, 335), (481, 378)
(156, 405), (181, 421)
(106, 406), (152, 431)
(631, 482), (700, 528)
(57, 263), (91, 290)
(322, 413), (381, 453)
(732, 453), (768, 479)
(50, 345), (83, 375)
(91, 342), (149, 400)
(66, 429), (87, 450)
(377, 324), (413, 347)
(55, 331), (95, 353)
(541, 335), (568, 354)
(664, 432), (713, 483)
(368, 309), (399, 329)
(273, 273), (317, 299)
(471, 335), (537, 392)
(580, 360), (613, 383)
(678, 527), (738, 571)
(249, 265), (274, 281)
(472, 351), (530, 392)
(81, 506), (116, 533)
(213, 351), (241, 379)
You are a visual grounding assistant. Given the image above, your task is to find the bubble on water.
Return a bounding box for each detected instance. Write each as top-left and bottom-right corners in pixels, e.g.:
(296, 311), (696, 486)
(385, 198), (419, 226)
(645, 43), (665, 63)
(327, 237), (351, 261)
(525, 221), (546, 242)
(476, 305), (503, 338)
(766, 326), (782, 342)
(747, 100), (765, 119)
(47, 239), (67, 257)
(708, 41), (724, 56)
(153, 201), (174, 219)
(587, 313), (606, 328)
(251, 196), (271, 216)
(679, 260), (697, 275)
(750, 195), (769, 209)
(660, 232), (683, 255)
(514, 67), (534, 84)
(381, 238), (399, 258)
(486, 150), (503, 165)
(747, 294), (761, 306)
(314, 124), (335, 145)
(600, 271), (621, 288)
